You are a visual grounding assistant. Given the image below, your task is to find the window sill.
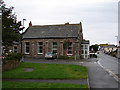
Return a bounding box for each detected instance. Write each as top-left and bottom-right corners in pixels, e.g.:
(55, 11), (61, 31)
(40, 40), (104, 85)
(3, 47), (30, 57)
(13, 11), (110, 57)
(38, 53), (43, 55)
(67, 54), (73, 56)
(25, 53), (30, 55)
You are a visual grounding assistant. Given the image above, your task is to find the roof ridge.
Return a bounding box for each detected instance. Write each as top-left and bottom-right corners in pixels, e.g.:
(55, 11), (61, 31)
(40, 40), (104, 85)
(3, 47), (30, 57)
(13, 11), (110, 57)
(31, 23), (80, 27)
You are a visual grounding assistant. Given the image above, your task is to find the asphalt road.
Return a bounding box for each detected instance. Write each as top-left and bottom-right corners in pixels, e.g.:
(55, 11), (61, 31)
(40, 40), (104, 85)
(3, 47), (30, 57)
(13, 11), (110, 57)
(83, 62), (119, 89)
(97, 51), (120, 79)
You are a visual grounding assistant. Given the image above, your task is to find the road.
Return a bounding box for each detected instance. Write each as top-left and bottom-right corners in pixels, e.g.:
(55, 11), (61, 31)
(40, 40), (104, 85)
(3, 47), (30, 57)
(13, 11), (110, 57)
(97, 51), (120, 80)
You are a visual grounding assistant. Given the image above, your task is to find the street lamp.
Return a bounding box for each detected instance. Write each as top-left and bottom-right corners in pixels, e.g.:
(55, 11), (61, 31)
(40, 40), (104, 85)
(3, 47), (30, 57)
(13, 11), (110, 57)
(22, 19), (26, 33)
(21, 19), (26, 57)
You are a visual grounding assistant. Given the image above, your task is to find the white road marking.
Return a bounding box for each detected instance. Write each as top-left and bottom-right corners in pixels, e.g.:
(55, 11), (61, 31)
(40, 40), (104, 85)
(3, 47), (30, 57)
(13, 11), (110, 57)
(97, 60), (120, 82)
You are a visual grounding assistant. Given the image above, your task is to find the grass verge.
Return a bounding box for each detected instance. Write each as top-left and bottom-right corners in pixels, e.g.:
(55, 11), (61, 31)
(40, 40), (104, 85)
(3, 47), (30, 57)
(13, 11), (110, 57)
(3, 62), (87, 79)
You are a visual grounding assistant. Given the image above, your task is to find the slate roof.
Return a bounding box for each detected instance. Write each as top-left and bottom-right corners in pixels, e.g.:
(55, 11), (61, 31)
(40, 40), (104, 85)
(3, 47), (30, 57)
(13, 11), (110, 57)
(23, 23), (81, 39)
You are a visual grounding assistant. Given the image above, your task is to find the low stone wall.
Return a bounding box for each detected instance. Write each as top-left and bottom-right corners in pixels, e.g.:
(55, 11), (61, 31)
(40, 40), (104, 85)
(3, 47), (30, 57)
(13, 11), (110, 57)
(2, 60), (20, 71)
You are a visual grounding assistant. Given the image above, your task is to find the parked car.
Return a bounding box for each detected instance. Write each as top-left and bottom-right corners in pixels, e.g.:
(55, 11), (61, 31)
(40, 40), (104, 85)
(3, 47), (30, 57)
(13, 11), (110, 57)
(45, 52), (57, 59)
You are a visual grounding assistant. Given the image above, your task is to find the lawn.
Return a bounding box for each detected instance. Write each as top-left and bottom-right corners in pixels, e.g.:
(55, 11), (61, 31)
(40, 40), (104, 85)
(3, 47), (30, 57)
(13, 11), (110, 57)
(3, 62), (87, 79)
(2, 81), (88, 88)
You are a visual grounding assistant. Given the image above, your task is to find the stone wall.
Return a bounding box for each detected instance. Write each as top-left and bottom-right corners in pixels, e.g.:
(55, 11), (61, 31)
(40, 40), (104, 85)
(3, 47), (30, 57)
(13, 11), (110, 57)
(2, 60), (20, 71)
(22, 38), (81, 59)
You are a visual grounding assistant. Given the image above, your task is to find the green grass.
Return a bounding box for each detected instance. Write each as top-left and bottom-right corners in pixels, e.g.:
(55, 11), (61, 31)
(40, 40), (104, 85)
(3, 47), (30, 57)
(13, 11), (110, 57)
(2, 81), (88, 88)
(3, 62), (87, 79)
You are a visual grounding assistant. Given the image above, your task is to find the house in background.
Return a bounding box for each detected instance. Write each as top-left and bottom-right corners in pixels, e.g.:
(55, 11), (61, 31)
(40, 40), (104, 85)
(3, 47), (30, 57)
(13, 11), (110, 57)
(101, 44), (117, 54)
(99, 44), (108, 51)
(2, 41), (21, 54)
(21, 22), (90, 59)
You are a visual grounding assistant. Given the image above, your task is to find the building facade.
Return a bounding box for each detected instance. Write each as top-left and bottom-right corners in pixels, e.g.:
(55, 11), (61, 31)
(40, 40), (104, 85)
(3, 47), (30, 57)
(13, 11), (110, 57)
(8, 22), (89, 59)
(100, 44), (117, 54)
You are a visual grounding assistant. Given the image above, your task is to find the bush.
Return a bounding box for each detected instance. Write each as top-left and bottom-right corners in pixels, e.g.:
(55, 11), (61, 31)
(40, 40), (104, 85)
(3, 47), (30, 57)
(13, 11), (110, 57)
(3, 53), (23, 61)
(109, 51), (117, 57)
(58, 56), (69, 59)
(58, 56), (74, 59)
(68, 56), (74, 59)
(111, 52), (117, 57)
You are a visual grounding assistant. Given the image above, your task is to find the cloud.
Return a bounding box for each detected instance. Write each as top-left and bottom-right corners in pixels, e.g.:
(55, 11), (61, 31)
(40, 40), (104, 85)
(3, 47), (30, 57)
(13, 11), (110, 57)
(3, 0), (118, 45)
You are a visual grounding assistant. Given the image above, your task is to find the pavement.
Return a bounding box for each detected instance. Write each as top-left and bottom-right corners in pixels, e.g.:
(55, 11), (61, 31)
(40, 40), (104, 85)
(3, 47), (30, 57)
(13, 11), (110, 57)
(3, 79), (88, 85)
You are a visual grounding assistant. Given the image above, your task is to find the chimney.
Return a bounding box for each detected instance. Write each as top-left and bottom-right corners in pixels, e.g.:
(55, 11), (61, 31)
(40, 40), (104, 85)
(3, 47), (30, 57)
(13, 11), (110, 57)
(29, 21), (32, 27)
(65, 22), (69, 25)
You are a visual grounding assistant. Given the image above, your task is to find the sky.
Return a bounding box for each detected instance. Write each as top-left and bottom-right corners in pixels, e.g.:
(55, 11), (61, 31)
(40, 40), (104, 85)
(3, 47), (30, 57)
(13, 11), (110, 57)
(3, 0), (119, 45)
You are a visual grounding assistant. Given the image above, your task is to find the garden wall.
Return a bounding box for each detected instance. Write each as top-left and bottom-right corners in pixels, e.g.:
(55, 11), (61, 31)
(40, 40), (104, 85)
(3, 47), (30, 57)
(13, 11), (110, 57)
(2, 60), (20, 71)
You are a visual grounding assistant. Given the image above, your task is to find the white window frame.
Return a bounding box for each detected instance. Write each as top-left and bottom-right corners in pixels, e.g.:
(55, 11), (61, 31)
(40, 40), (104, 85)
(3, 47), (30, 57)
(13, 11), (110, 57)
(25, 42), (30, 54)
(81, 44), (89, 58)
(67, 42), (72, 55)
(13, 46), (18, 53)
(52, 42), (57, 54)
(38, 42), (43, 54)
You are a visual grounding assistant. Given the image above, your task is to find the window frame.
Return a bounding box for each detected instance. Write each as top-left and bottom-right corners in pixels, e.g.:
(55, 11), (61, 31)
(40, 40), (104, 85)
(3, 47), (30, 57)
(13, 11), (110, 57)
(38, 42), (43, 54)
(81, 44), (89, 58)
(52, 42), (57, 54)
(67, 42), (72, 55)
(13, 46), (17, 53)
(25, 42), (30, 54)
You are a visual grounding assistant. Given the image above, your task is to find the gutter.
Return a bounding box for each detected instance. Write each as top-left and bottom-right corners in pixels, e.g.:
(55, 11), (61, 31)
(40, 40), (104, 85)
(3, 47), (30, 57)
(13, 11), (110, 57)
(97, 61), (120, 83)
(87, 69), (91, 90)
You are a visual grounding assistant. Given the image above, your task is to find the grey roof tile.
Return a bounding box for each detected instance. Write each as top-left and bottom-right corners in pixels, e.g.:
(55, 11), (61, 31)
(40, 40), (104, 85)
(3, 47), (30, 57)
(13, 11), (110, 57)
(23, 24), (81, 39)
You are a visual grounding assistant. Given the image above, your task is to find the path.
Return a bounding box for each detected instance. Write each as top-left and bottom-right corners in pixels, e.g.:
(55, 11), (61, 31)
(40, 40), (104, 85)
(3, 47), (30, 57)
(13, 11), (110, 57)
(3, 79), (88, 85)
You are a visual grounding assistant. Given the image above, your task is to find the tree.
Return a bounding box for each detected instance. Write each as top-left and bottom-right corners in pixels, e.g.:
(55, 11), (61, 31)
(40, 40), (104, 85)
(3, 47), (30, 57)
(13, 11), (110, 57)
(90, 44), (98, 52)
(1, 1), (23, 50)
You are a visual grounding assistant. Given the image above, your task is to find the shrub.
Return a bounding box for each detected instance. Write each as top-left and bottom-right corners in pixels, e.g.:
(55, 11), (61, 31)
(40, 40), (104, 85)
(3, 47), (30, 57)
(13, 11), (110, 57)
(58, 56), (74, 59)
(109, 51), (117, 57)
(58, 56), (69, 59)
(3, 53), (23, 61)
(112, 52), (117, 57)
(68, 56), (74, 59)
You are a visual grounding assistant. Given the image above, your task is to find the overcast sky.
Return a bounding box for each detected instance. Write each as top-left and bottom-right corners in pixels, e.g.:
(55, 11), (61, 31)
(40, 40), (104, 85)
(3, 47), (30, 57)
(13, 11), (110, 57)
(3, 0), (119, 45)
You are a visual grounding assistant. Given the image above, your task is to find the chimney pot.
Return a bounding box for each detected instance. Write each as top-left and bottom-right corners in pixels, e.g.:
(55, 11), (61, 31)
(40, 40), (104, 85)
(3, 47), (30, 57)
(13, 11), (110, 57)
(65, 22), (69, 25)
(29, 21), (32, 27)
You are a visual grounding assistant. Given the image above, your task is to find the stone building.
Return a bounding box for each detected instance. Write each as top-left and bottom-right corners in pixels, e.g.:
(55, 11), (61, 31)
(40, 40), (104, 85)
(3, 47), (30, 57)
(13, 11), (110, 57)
(4, 22), (89, 59)
(21, 22), (89, 59)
